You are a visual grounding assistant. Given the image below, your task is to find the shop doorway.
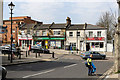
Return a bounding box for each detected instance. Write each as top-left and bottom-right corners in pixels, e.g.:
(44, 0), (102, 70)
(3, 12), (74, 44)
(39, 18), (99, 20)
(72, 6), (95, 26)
(86, 43), (90, 51)
(80, 41), (83, 51)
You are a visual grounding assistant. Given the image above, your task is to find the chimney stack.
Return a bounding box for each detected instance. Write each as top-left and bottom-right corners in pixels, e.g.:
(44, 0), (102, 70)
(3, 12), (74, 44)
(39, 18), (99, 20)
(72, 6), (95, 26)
(66, 17), (71, 26)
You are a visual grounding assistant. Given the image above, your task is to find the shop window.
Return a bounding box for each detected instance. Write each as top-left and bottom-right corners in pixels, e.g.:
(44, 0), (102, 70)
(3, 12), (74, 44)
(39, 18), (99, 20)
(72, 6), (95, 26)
(100, 42), (104, 48)
(77, 32), (80, 36)
(95, 42), (99, 48)
(73, 43), (76, 47)
(69, 32), (73, 37)
(70, 43), (76, 47)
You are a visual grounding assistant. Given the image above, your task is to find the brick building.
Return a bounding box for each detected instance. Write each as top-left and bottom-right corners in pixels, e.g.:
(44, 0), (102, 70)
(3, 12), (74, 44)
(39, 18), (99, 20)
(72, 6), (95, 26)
(2, 16), (42, 45)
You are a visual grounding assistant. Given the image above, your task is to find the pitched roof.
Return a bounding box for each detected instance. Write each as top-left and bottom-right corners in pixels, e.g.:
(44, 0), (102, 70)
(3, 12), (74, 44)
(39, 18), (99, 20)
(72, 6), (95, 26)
(67, 24), (84, 30)
(19, 23), (35, 30)
(50, 23), (66, 29)
(35, 24), (51, 30)
(86, 24), (105, 30)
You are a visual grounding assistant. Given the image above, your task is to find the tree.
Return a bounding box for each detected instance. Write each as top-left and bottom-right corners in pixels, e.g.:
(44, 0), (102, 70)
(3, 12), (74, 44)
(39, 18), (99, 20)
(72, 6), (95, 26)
(96, 11), (117, 40)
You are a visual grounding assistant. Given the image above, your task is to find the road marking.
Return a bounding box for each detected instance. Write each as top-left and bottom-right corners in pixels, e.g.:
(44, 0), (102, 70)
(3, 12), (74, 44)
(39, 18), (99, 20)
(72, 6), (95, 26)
(64, 64), (77, 68)
(22, 69), (55, 78)
(8, 71), (15, 73)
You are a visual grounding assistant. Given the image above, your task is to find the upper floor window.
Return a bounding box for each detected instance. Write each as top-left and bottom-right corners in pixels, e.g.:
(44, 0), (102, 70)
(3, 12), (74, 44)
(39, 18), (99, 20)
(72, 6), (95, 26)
(77, 32), (80, 37)
(54, 31), (60, 35)
(97, 31), (101, 37)
(36, 31), (39, 36)
(69, 32), (73, 37)
(42, 31), (47, 36)
(89, 31), (93, 37)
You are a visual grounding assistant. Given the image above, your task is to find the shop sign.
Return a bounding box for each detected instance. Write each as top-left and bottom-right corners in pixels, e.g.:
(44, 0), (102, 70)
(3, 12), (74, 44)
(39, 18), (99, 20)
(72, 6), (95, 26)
(50, 38), (65, 40)
(37, 37), (49, 40)
(86, 37), (104, 41)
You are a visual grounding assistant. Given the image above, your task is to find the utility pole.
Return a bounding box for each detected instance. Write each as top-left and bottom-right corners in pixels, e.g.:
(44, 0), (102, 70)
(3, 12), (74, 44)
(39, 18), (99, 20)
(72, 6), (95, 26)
(115, 0), (120, 72)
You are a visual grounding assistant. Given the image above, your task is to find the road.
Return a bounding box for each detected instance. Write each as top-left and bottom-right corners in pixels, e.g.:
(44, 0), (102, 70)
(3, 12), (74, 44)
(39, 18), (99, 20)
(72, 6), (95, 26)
(5, 54), (114, 80)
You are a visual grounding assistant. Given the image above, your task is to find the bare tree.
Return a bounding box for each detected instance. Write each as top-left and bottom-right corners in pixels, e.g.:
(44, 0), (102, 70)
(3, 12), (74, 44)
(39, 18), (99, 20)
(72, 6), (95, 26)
(96, 11), (117, 40)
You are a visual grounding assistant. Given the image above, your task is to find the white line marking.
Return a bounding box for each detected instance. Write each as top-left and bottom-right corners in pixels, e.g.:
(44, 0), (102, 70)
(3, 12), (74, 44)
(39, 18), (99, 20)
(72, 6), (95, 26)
(64, 64), (77, 68)
(22, 69), (55, 78)
(8, 71), (15, 73)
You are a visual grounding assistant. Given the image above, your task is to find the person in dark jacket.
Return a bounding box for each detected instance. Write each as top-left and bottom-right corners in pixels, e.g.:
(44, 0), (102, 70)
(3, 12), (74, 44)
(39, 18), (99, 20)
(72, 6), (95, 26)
(87, 54), (93, 76)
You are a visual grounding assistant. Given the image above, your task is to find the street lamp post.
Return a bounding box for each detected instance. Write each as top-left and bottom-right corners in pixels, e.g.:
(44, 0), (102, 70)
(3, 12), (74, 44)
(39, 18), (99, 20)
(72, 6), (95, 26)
(77, 28), (78, 54)
(8, 2), (15, 63)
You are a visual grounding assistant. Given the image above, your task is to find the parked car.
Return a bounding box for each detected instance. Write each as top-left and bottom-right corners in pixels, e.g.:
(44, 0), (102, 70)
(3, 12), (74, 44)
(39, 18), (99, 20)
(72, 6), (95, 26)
(0, 66), (7, 79)
(30, 46), (50, 54)
(80, 51), (106, 59)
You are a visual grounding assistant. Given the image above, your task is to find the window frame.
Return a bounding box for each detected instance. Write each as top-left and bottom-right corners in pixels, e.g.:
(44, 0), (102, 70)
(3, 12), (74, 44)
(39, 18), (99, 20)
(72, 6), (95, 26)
(69, 32), (73, 37)
(77, 32), (80, 37)
(89, 31), (93, 37)
(97, 31), (101, 37)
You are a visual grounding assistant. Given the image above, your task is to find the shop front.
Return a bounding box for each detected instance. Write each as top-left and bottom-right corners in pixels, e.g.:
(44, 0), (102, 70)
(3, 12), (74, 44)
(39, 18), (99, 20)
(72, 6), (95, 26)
(18, 35), (33, 49)
(35, 37), (65, 49)
(86, 37), (106, 51)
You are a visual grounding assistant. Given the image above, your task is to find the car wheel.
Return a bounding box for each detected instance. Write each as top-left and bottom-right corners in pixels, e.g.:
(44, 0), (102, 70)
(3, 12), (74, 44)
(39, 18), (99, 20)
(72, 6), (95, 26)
(102, 57), (105, 60)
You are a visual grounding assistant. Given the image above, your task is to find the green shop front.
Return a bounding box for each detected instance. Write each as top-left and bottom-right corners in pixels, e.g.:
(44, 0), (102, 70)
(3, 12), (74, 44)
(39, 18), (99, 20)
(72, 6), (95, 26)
(34, 37), (65, 49)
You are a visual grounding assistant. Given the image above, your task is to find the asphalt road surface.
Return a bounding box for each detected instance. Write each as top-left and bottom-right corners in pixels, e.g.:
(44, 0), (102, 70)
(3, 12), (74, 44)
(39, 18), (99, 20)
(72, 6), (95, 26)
(5, 55), (114, 80)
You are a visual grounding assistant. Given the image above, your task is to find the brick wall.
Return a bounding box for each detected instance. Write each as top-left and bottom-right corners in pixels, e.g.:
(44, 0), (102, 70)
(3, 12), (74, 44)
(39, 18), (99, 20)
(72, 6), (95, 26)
(2, 16), (41, 45)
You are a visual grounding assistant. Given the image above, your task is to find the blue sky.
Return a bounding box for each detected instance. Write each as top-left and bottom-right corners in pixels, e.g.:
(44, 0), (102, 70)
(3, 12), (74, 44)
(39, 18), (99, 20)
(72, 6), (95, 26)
(3, 0), (118, 25)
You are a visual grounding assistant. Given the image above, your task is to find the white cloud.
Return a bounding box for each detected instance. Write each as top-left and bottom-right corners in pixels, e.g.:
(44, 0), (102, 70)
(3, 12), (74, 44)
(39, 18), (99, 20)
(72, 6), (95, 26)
(16, 2), (65, 23)
(69, 2), (117, 24)
(4, 1), (118, 24)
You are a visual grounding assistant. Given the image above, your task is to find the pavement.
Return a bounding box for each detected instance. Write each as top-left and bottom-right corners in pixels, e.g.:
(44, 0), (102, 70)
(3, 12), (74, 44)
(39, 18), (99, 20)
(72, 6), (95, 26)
(1, 49), (64, 66)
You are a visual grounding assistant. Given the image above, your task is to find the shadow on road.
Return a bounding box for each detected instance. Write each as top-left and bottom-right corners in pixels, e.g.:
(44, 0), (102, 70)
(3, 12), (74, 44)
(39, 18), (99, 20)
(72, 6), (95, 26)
(5, 61), (76, 72)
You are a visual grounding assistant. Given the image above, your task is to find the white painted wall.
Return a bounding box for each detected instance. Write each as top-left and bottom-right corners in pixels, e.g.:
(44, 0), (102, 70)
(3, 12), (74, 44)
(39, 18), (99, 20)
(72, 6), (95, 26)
(107, 43), (113, 52)
(66, 30), (85, 50)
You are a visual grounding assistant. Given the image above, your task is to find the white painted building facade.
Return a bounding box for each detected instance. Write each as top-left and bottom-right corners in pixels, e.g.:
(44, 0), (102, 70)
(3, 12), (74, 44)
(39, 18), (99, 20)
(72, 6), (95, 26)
(18, 31), (33, 48)
(66, 24), (107, 52)
(66, 30), (85, 51)
(85, 29), (107, 52)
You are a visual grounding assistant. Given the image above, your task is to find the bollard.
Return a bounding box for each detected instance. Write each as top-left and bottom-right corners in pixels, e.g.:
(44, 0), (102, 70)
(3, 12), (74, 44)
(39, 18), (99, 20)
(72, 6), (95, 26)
(36, 52), (37, 58)
(28, 51), (30, 55)
(52, 52), (54, 58)
(26, 51), (27, 57)
(38, 53), (40, 56)
(8, 54), (10, 60)
(19, 52), (21, 59)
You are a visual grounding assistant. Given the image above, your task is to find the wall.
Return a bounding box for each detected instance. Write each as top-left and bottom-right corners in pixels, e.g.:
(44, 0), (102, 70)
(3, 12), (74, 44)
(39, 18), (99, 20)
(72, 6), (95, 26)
(66, 30), (85, 50)
(107, 43), (113, 52)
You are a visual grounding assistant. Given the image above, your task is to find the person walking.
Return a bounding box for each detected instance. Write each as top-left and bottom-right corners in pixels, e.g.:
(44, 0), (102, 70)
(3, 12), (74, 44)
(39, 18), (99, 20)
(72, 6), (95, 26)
(87, 54), (93, 76)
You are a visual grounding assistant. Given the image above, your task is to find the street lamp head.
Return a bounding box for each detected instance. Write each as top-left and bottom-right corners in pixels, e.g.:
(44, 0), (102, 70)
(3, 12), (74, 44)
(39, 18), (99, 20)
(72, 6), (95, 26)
(8, 2), (15, 10)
